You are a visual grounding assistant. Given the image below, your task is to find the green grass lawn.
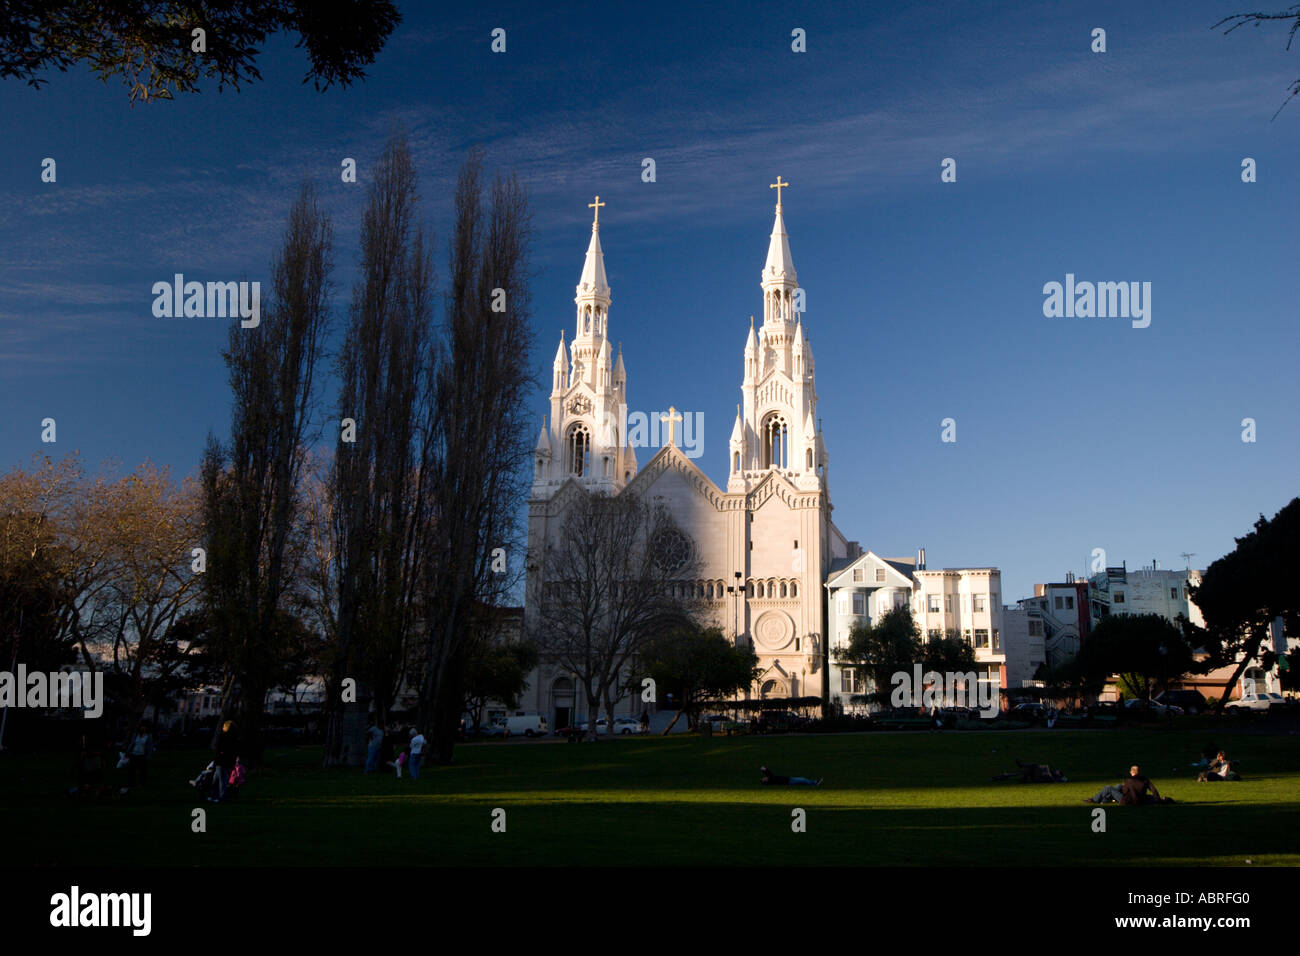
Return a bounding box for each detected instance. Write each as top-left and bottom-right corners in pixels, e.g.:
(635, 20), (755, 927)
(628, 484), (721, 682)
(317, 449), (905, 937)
(5, 728), (1300, 866)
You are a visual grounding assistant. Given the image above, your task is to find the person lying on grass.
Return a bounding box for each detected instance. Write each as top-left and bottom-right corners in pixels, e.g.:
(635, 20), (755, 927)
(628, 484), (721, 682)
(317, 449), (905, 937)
(760, 766), (822, 786)
(992, 759), (1068, 783)
(1083, 765), (1173, 804)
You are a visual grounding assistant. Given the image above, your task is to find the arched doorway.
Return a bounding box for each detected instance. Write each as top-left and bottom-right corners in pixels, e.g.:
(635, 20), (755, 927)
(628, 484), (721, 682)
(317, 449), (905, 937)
(551, 677), (575, 731)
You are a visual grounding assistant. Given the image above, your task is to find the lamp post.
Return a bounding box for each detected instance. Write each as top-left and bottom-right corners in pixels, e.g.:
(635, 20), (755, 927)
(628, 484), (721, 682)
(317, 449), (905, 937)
(733, 571), (744, 645)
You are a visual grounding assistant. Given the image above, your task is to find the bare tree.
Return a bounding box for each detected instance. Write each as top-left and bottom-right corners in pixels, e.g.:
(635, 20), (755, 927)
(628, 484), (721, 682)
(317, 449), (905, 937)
(416, 149), (535, 763)
(324, 131), (436, 765)
(531, 489), (698, 741)
(201, 181), (332, 762)
(1216, 6), (1300, 118)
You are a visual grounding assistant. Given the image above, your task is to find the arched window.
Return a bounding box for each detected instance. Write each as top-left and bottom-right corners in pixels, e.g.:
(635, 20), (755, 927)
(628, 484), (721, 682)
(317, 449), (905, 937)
(762, 413), (789, 469)
(806, 448), (813, 469)
(566, 424), (591, 477)
(584, 306), (592, 333)
(733, 451), (740, 472)
(603, 455), (610, 476)
(757, 582), (765, 599)
(791, 581), (798, 597)
(780, 582), (788, 599)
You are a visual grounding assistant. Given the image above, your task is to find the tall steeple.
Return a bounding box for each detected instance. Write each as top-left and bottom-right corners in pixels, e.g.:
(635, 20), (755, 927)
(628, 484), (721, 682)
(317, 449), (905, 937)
(537, 197), (634, 495)
(575, 195), (611, 341)
(731, 179), (825, 494)
(761, 176), (798, 331)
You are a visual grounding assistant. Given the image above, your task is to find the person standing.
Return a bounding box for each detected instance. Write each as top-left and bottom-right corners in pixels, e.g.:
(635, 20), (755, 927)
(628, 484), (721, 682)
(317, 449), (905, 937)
(364, 721), (383, 773)
(125, 723), (153, 788)
(210, 720), (239, 803)
(408, 728), (426, 780)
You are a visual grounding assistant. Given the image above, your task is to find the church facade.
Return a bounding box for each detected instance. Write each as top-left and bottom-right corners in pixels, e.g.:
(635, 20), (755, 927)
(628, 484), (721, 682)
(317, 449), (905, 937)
(521, 186), (852, 728)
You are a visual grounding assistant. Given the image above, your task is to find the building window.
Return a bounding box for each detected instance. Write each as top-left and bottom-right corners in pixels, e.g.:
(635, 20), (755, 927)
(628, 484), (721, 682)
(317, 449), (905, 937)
(1054, 596), (1064, 610)
(853, 568), (864, 583)
(841, 669), (863, 694)
(761, 412), (789, 469)
(1065, 596), (1074, 610)
(963, 630), (972, 646)
(1114, 592), (1125, 604)
(565, 423), (591, 477)
(1028, 620), (1043, 637)
(876, 568), (886, 583)
(1170, 588), (1177, 599)
(974, 594), (986, 612)
(838, 593), (848, 613)
(852, 592), (866, 616)
(992, 628), (1001, 651)
(928, 628), (941, 641)
(975, 629), (990, 649)
(928, 595), (941, 613)
(945, 595), (952, 613)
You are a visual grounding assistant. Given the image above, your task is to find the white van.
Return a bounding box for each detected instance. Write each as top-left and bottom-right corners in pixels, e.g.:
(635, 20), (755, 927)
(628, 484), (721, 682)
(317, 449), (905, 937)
(503, 714), (548, 737)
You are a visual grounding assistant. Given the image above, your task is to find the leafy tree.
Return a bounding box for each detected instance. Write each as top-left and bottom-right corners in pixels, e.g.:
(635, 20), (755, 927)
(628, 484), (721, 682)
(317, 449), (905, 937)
(642, 622), (758, 734)
(1185, 497), (1300, 712)
(1, 0), (400, 104)
(833, 605), (922, 708)
(462, 610), (538, 735)
(1076, 613), (1195, 702)
(922, 632), (976, 675)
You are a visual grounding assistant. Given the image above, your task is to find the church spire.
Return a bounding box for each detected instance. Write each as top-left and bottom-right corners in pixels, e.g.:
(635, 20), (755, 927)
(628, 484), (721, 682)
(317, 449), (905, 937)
(575, 196), (611, 340)
(763, 177), (797, 290)
(761, 178), (798, 330)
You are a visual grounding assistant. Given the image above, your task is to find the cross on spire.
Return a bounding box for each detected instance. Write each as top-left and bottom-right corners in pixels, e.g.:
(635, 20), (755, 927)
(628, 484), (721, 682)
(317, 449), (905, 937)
(661, 406), (684, 446)
(588, 195), (606, 225)
(770, 176), (790, 206)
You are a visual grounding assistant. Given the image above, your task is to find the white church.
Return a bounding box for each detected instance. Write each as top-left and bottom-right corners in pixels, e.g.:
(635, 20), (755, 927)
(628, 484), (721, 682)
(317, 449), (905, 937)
(520, 183), (1005, 729)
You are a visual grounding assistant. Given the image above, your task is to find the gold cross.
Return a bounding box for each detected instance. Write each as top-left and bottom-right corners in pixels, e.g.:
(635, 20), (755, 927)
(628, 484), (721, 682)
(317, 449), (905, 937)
(770, 176), (790, 205)
(588, 195), (605, 224)
(661, 406), (683, 446)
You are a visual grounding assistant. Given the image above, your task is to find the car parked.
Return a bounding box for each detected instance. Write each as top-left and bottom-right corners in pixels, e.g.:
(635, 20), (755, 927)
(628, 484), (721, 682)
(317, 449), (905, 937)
(1154, 690), (1207, 715)
(1123, 698), (1183, 715)
(1225, 692), (1284, 712)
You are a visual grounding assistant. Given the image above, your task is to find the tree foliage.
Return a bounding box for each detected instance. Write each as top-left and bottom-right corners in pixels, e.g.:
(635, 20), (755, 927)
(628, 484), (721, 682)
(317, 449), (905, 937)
(642, 621), (758, 733)
(1076, 612), (1194, 702)
(0, 0), (400, 104)
(833, 605), (922, 707)
(1185, 497), (1300, 712)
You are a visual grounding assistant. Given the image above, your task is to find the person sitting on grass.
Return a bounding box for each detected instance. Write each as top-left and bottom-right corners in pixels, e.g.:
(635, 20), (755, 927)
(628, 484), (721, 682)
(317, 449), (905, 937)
(760, 765), (822, 787)
(1197, 751), (1239, 782)
(1083, 764), (1171, 804)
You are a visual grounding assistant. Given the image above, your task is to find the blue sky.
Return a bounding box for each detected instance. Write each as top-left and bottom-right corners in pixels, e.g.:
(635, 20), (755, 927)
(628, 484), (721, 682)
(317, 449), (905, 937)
(1, 0), (1296, 601)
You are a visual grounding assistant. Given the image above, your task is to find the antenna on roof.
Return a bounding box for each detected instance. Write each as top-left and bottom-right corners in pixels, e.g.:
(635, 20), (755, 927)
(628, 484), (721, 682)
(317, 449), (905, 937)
(1180, 552), (1196, 571)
